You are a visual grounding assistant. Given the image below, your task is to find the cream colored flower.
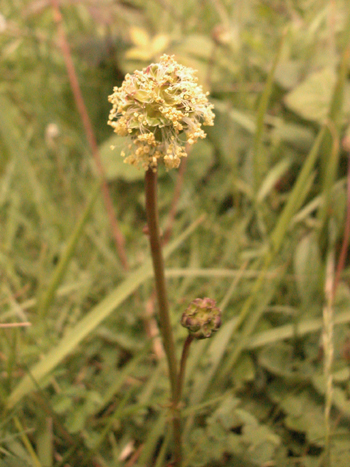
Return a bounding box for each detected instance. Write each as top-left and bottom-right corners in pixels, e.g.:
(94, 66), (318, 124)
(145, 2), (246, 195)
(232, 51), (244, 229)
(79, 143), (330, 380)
(108, 55), (214, 170)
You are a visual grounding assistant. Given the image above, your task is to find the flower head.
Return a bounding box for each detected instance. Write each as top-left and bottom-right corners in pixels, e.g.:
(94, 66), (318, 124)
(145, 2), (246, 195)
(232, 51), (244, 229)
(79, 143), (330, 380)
(108, 55), (214, 171)
(181, 298), (222, 339)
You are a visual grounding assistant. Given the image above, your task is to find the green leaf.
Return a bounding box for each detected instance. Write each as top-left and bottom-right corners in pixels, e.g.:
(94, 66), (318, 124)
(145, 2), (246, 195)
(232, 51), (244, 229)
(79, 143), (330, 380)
(99, 135), (144, 182)
(258, 342), (310, 381)
(279, 390), (325, 446)
(233, 353), (256, 384)
(129, 26), (150, 47)
(284, 68), (337, 122)
(275, 60), (303, 89)
(294, 233), (322, 307)
(331, 439), (350, 467)
(271, 120), (314, 151)
(39, 180), (101, 317)
(185, 139), (214, 183)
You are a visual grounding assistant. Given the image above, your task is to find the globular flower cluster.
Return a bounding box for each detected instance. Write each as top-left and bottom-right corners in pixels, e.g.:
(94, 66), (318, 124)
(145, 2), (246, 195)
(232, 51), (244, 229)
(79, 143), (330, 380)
(181, 298), (222, 339)
(108, 54), (214, 171)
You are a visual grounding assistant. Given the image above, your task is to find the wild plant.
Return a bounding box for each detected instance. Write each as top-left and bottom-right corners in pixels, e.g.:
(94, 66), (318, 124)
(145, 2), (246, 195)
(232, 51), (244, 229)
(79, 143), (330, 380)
(108, 54), (221, 466)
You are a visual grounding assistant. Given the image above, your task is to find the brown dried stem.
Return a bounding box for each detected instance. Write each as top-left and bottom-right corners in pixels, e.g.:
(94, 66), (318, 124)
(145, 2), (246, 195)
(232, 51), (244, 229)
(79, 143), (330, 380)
(51, 0), (129, 271)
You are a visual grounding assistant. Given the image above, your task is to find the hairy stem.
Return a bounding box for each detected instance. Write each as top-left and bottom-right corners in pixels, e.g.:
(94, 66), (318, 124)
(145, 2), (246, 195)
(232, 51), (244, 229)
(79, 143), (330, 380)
(144, 168), (181, 465)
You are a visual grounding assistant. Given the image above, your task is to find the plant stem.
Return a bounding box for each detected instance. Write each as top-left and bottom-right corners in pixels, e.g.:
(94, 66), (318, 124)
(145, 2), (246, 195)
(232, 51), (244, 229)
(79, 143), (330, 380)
(177, 335), (194, 404)
(144, 168), (181, 465)
(52, 0), (129, 271)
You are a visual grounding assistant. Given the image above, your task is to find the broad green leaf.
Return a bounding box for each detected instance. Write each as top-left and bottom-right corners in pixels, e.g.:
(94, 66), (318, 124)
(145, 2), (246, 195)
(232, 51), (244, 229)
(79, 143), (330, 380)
(125, 47), (155, 60)
(172, 34), (213, 84)
(331, 439), (350, 467)
(151, 34), (170, 54)
(232, 353), (255, 384)
(280, 391), (325, 446)
(129, 26), (150, 47)
(258, 342), (310, 382)
(184, 139), (214, 183)
(275, 60), (303, 89)
(99, 135), (144, 181)
(211, 99), (256, 134)
(271, 120), (314, 151)
(172, 34), (213, 61)
(284, 68), (336, 122)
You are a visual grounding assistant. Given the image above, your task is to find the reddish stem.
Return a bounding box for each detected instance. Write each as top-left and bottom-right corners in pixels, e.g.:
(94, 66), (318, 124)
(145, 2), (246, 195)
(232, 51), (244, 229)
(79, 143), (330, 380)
(51, 0), (129, 271)
(333, 152), (350, 295)
(177, 335), (194, 404)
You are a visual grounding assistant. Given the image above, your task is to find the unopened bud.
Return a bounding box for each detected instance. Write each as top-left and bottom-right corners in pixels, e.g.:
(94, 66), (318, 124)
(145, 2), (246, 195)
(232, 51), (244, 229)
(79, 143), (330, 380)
(181, 298), (222, 339)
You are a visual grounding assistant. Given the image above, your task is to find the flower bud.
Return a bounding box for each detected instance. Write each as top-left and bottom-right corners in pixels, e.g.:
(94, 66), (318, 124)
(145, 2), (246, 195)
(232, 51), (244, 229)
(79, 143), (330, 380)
(181, 298), (222, 339)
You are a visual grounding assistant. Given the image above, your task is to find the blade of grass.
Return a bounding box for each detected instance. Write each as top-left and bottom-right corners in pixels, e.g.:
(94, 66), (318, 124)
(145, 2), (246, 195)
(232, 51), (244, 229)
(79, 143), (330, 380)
(270, 126), (326, 251)
(253, 29), (286, 193)
(136, 412), (167, 467)
(257, 158), (292, 203)
(36, 417), (53, 467)
(13, 416), (42, 467)
(154, 427), (172, 467)
(0, 94), (23, 173)
(217, 260), (283, 384)
(322, 249), (335, 466)
(39, 179), (101, 318)
(7, 215), (205, 409)
(165, 267), (277, 279)
(247, 310), (350, 349)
